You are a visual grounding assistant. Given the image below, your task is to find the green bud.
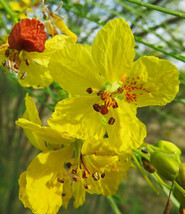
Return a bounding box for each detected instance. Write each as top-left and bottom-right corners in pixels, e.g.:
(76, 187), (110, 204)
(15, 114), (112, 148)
(177, 163), (185, 188)
(150, 151), (179, 181)
(173, 186), (185, 208)
(155, 140), (181, 157)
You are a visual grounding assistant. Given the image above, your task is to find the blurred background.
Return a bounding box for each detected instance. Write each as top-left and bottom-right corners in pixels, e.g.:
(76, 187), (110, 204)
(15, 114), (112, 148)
(0, 0), (185, 213)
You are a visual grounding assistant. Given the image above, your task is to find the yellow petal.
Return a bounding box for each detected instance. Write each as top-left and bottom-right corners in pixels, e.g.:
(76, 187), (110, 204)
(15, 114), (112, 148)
(123, 56), (179, 107)
(16, 118), (74, 146)
(48, 95), (106, 139)
(48, 44), (104, 95)
(92, 18), (135, 83)
(18, 61), (53, 88)
(52, 13), (78, 43)
(24, 35), (74, 67)
(26, 148), (73, 214)
(72, 181), (86, 208)
(107, 100), (147, 153)
(18, 172), (32, 209)
(18, 93), (47, 151)
(81, 139), (131, 195)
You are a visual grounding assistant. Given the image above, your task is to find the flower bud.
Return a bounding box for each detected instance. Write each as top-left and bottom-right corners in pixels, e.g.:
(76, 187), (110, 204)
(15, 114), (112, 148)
(173, 186), (185, 208)
(154, 140), (181, 157)
(150, 151), (179, 181)
(177, 163), (185, 188)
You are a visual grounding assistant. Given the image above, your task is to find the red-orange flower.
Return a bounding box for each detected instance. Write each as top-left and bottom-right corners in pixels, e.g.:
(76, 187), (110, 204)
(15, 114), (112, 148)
(8, 18), (47, 52)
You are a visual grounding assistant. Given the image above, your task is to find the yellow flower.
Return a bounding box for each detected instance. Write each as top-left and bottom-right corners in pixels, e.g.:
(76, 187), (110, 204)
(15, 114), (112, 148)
(16, 93), (74, 151)
(19, 138), (131, 213)
(0, 18), (75, 88)
(47, 18), (179, 153)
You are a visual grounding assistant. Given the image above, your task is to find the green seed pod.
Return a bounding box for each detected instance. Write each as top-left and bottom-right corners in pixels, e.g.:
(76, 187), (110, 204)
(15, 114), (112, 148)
(155, 140), (181, 157)
(177, 163), (185, 188)
(173, 186), (185, 208)
(150, 151), (179, 181)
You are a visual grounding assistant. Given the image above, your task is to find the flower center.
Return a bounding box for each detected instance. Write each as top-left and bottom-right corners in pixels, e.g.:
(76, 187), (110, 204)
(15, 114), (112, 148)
(2, 48), (29, 80)
(57, 154), (106, 191)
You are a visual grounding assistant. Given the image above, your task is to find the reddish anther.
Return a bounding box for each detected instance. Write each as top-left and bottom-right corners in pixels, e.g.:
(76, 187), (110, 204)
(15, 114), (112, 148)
(100, 105), (109, 115)
(8, 18), (47, 52)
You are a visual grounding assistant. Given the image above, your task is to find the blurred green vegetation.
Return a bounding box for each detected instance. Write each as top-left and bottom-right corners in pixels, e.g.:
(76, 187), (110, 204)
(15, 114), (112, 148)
(0, 0), (185, 213)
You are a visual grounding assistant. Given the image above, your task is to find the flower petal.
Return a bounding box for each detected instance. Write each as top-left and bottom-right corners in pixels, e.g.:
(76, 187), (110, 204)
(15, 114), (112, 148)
(18, 93), (47, 151)
(48, 95), (106, 139)
(107, 100), (147, 153)
(25, 148), (73, 214)
(92, 18), (135, 82)
(18, 61), (52, 88)
(72, 181), (86, 208)
(48, 43), (104, 95)
(16, 118), (74, 146)
(123, 56), (179, 107)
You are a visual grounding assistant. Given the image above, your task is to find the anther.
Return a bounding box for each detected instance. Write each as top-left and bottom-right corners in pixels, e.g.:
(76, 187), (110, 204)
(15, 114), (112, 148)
(86, 87), (93, 94)
(5, 48), (10, 58)
(101, 172), (105, 178)
(112, 102), (118, 109)
(117, 87), (124, 94)
(2, 60), (6, 67)
(20, 72), (27, 80)
(72, 176), (80, 182)
(66, 162), (72, 168)
(108, 117), (115, 125)
(25, 59), (30, 66)
(62, 193), (66, 197)
(57, 178), (64, 183)
(100, 105), (109, 115)
(82, 170), (89, 179)
(97, 90), (104, 96)
(93, 104), (101, 112)
(84, 184), (91, 190)
(92, 172), (100, 181)
(72, 169), (77, 175)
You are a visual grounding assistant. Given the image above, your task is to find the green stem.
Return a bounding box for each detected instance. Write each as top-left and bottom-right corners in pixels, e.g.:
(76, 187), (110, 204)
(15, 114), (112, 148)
(123, 0), (185, 18)
(174, 181), (185, 195)
(132, 153), (159, 195)
(0, 0), (18, 23)
(106, 196), (122, 214)
(132, 148), (150, 161)
(154, 172), (171, 190)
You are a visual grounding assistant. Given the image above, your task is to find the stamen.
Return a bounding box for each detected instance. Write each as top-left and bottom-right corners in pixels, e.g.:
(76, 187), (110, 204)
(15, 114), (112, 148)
(66, 162), (72, 168)
(97, 90), (104, 96)
(117, 87), (124, 94)
(57, 178), (64, 183)
(100, 105), (109, 115)
(108, 117), (115, 125)
(20, 72), (27, 80)
(92, 172), (100, 181)
(72, 176), (81, 182)
(112, 101), (118, 109)
(93, 104), (101, 112)
(101, 172), (105, 178)
(84, 184), (91, 190)
(86, 87), (93, 94)
(62, 193), (66, 197)
(82, 170), (89, 179)
(25, 59), (30, 66)
(72, 169), (77, 175)
(5, 48), (10, 58)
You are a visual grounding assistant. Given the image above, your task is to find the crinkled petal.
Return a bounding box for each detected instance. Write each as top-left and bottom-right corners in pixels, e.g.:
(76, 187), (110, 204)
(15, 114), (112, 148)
(18, 60), (52, 88)
(19, 93), (47, 151)
(48, 43), (104, 95)
(92, 17), (135, 83)
(16, 118), (74, 146)
(18, 172), (32, 209)
(107, 100), (147, 153)
(72, 181), (86, 208)
(123, 56), (179, 107)
(48, 95), (106, 140)
(25, 148), (73, 214)
(24, 35), (74, 67)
